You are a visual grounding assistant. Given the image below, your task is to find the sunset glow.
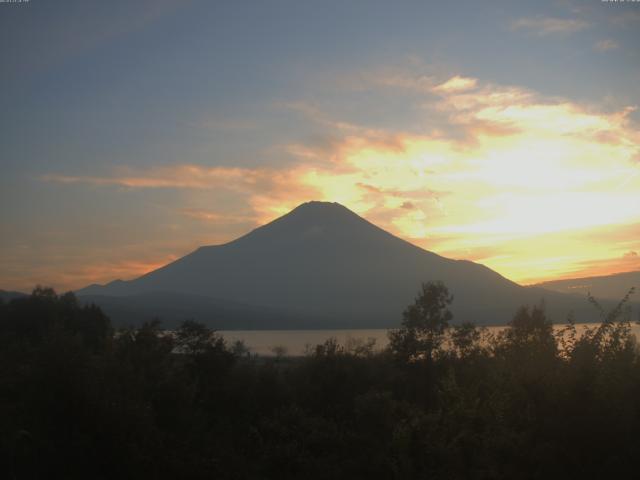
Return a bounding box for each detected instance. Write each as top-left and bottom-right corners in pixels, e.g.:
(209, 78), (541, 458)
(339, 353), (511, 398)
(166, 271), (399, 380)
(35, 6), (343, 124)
(35, 77), (640, 287)
(2, 0), (639, 292)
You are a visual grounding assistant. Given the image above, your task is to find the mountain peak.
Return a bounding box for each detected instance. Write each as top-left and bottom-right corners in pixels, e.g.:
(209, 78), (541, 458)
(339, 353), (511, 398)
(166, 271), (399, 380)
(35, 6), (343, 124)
(288, 201), (356, 218)
(293, 200), (347, 210)
(238, 200), (381, 245)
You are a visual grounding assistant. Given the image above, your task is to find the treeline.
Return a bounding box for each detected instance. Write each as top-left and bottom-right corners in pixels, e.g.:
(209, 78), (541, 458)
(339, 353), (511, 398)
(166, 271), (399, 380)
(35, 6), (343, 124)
(0, 284), (639, 479)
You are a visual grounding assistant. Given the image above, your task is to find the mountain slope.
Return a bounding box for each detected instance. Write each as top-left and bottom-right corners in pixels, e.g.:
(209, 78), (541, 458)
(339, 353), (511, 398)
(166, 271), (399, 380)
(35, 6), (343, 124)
(77, 201), (626, 327)
(533, 270), (640, 300)
(78, 291), (332, 329)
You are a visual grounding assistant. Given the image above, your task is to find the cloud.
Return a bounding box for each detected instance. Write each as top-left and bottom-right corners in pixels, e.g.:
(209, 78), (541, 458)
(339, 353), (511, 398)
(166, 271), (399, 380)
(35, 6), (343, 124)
(376, 72), (435, 93)
(594, 39), (619, 52)
(0, 243), (183, 293)
(624, 251), (638, 259)
(42, 165), (265, 190)
(436, 221), (640, 285)
(179, 208), (255, 224)
(330, 62), (438, 94)
(511, 16), (590, 35)
(432, 80), (638, 141)
(610, 10), (640, 28)
(568, 249), (640, 281)
(42, 73), (640, 285)
(42, 165), (323, 225)
(432, 76), (478, 94)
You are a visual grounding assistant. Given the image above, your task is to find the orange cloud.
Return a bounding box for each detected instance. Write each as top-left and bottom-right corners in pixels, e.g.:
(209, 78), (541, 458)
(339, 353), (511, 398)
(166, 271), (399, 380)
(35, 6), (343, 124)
(1, 250), (181, 294)
(432, 75), (477, 94)
(42, 165), (269, 190)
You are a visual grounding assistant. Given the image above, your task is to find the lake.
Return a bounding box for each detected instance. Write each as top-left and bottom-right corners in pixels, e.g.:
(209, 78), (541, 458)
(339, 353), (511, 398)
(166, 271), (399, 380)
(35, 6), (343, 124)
(219, 323), (640, 356)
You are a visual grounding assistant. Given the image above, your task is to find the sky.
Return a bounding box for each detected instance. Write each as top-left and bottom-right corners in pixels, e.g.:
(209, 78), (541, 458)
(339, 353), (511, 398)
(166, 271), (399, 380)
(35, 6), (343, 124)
(1, 0), (639, 292)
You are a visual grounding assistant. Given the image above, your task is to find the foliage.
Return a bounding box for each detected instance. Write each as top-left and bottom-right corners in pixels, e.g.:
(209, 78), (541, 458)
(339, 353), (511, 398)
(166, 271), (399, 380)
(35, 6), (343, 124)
(388, 281), (453, 362)
(0, 285), (639, 479)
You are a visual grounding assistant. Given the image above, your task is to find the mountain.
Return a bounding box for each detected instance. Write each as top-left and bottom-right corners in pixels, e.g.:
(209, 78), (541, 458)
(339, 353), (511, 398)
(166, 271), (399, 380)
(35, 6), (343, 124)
(76, 201), (630, 328)
(78, 291), (337, 330)
(533, 270), (640, 300)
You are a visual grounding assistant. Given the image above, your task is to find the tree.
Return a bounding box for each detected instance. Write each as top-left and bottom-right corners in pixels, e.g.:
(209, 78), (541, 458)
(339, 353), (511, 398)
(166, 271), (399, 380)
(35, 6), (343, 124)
(388, 281), (453, 362)
(175, 319), (219, 356)
(494, 304), (557, 363)
(450, 322), (484, 359)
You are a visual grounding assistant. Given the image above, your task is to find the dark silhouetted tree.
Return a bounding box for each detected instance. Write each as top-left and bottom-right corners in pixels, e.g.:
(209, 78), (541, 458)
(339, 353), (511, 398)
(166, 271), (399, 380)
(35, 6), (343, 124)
(388, 281), (453, 362)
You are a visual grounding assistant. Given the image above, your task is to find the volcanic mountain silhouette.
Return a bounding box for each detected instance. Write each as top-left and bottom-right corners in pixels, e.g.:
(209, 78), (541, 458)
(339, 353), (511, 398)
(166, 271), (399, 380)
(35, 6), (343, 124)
(77, 201), (615, 328)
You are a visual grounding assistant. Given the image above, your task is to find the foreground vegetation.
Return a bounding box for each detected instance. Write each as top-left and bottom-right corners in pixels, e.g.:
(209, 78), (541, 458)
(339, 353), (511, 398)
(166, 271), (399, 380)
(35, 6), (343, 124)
(1, 284), (638, 479)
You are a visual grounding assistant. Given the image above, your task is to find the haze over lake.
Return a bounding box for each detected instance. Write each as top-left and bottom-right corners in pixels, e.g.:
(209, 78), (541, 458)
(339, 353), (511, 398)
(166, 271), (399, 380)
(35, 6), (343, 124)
(221, 324), (640, 356)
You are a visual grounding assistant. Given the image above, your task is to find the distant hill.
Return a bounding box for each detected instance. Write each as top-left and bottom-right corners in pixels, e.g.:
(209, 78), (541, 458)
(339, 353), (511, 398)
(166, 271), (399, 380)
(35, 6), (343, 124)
(533, 270), (640, 301)
(76, 201), (634, 328)
(0, 290), (28, 303)
(78, 291), (336, 330)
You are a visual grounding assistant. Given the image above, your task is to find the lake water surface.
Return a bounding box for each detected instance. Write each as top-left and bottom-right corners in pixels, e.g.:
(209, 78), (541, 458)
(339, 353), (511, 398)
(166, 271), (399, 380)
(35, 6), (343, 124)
(219, 324), (640, 356)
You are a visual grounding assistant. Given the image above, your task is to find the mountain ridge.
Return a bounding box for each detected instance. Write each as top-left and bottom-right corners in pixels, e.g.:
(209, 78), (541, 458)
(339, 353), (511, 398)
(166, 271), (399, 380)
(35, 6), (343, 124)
(533, 270), (640, 300)
(75, 201), (635, 328)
